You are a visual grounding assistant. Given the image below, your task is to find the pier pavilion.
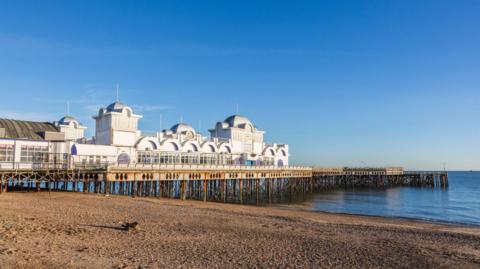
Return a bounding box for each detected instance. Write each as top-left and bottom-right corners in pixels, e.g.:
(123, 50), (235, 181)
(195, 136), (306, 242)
(0, 100), (289, 169)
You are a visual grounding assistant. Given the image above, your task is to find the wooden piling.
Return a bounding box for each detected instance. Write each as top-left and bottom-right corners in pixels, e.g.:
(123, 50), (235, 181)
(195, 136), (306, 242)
(203, 178), (207, 202)
(239, 178), (243, 204)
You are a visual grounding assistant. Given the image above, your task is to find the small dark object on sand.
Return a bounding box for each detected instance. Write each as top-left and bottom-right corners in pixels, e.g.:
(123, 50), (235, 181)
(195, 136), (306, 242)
(122, 222), (140, 231)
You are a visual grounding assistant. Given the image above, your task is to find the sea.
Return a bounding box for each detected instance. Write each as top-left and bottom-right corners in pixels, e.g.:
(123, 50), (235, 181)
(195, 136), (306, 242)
(302, 171), (480, 226)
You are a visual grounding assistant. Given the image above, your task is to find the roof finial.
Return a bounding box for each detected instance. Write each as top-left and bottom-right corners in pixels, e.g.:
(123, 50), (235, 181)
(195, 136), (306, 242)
(159, 114), (163, 131)
(180, 114), (184, 124)
(116, 84), (120, 102)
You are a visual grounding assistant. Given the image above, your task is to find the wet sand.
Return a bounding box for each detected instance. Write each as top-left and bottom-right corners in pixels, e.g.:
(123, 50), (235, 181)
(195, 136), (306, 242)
(0, 192), (479, 269)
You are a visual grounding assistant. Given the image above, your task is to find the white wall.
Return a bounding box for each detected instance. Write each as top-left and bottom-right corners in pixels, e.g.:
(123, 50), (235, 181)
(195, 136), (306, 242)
(94, 107), (141, 146)
(113, 131), (137, 147)
(59, 124), (86, 141)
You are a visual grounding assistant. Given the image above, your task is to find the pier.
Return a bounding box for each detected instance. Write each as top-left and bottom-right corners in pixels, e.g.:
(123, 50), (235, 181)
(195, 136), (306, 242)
(312, 167), (449, 190)
(0, 165), (449, 204)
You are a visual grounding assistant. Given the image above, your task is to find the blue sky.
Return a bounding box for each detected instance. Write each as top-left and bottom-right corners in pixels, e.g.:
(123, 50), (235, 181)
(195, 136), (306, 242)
(0, 1), (479, 170)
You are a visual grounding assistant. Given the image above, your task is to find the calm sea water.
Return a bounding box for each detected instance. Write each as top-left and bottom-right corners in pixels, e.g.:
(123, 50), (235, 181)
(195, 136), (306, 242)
(304, 171), (480, 226)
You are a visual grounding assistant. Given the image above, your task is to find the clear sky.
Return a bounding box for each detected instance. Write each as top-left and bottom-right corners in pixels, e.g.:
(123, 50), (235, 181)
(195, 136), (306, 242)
(0, 1), (479, 170)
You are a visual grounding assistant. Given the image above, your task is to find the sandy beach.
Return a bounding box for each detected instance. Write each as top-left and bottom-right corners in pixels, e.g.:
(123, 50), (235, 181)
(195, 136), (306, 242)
(0, 192), (479, 269)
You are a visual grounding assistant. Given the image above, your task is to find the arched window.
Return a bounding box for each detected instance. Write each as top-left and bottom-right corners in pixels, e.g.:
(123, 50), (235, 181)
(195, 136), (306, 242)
(149, 141), (157, 150)
(118, 153), (130, 164)
(184, 143), (198, 152)
(71, 145), (78, 155)
(219, 145), (232, 154)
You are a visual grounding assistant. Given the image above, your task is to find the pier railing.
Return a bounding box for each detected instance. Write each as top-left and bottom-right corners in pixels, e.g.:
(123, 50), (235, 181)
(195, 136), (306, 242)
(107, 163), (311, 172)
(0, 161), (310, 172)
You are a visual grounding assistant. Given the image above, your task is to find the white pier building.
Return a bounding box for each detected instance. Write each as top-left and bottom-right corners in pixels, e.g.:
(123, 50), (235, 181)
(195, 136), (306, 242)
(0, 100), (289, 169)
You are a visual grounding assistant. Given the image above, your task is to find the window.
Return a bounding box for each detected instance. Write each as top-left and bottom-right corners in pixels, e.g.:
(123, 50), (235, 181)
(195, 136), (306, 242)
(263, 157), (275, 166)
(20, 145), (48, 163)
(181, 154), (188, 164)
(137, 151), (153, 164)
(0, 144), (14, 162)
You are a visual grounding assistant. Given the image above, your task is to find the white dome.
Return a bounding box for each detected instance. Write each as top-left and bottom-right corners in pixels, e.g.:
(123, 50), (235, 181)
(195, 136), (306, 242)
(106, 101), (129, 113)
(224, 115), (254, 129)
(171, 123), (196, 135)
(58, 116), (77, 125)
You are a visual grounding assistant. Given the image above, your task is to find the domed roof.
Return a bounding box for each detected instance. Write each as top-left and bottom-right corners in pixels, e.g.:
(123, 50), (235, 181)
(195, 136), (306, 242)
(171, 123), (196, 134)
(58, 116), (77, 125)
(224, 115), (254, 129)
(106, 101), (128, 112)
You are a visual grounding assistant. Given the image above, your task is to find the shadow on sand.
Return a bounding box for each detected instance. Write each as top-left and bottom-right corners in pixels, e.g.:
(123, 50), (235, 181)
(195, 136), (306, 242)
(85, 224), (129, 231)
(83, 222), (140, 232)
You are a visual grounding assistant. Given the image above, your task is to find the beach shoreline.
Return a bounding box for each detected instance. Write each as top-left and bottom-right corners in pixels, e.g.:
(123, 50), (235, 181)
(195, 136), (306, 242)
(273, 203), (480, 229)
(1, 192), (479, 268)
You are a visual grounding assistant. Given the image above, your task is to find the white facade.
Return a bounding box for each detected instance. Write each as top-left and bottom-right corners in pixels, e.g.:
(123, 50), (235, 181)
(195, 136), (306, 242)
(0, 100), (290, 168)
(93, 102), (142, 147)
(208, 115), (289, 166)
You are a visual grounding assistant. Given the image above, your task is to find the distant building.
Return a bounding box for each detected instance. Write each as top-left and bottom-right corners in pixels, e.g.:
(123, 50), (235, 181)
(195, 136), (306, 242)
(0, 100), (289, 169)
(55, 116), (87, 142)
